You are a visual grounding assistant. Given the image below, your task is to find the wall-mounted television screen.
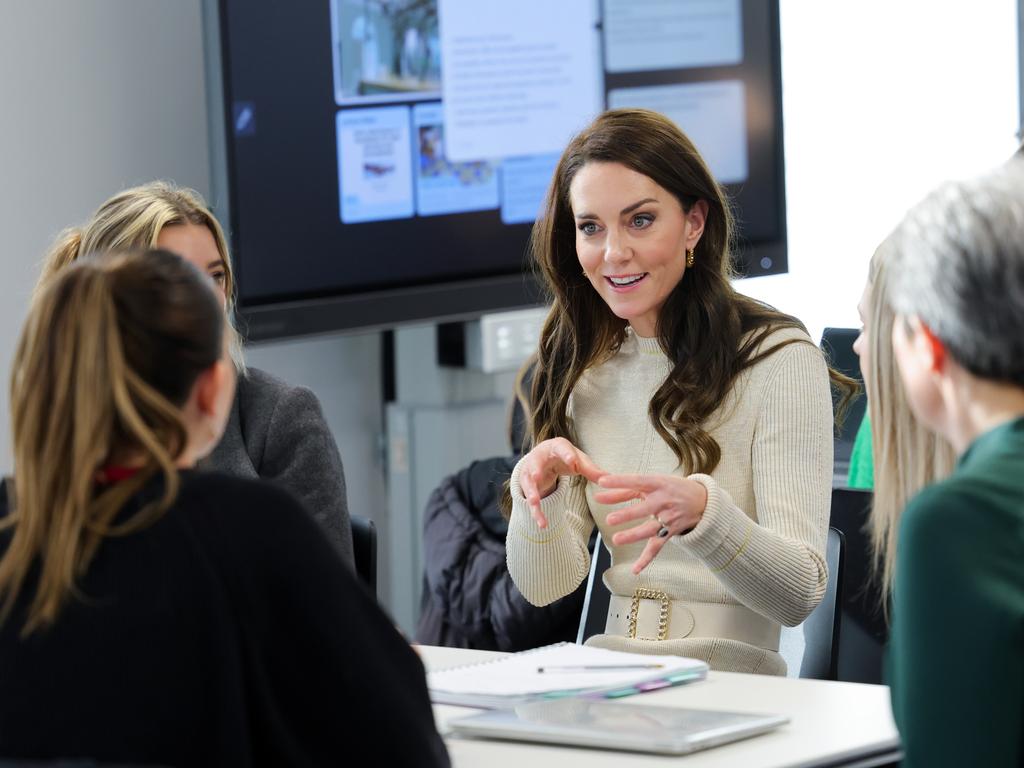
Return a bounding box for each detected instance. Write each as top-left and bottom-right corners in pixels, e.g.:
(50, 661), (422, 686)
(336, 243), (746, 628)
(212, 0), (786, 340)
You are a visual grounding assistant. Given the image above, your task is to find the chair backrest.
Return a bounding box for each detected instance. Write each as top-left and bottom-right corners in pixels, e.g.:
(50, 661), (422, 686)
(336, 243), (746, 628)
(828, 487), (886, 683)
(351, 515), (377, 596)
(786, 526), (846, 680)
(576, 532), (612, 644)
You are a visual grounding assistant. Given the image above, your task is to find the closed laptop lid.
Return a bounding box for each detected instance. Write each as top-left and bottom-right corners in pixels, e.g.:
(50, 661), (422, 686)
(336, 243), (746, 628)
(449, 698), (788, 755)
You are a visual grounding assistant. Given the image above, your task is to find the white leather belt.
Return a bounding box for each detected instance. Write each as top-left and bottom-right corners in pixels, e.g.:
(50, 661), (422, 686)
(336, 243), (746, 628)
(606, 590), (780, 652)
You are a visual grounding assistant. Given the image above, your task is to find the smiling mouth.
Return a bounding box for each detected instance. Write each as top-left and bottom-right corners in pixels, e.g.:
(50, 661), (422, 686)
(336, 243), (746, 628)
(605, 274), (647, 288)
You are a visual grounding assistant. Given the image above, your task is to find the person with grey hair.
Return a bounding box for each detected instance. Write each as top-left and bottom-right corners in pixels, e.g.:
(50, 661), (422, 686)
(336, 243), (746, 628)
(880, 161), (1024, 768)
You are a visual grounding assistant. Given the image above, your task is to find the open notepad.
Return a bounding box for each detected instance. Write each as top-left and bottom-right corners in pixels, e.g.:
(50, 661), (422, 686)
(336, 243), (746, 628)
(428, 643), (709, 709)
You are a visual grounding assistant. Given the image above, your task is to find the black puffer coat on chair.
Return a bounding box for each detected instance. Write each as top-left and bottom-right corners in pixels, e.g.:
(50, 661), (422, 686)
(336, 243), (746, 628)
(415, 456), (589, 651)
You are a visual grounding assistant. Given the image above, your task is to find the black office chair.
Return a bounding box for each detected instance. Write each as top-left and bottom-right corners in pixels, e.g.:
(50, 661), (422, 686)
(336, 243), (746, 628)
(579, 528), (846, 681)
(780, 526), (846, 680)
(829, 487), (886, 684)
(351, 515), (377, 597)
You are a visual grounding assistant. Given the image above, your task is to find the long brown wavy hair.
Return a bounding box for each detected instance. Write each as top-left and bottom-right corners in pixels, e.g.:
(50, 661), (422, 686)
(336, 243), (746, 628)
(1, 250), (224, 635)
(507, 109), (855, 504)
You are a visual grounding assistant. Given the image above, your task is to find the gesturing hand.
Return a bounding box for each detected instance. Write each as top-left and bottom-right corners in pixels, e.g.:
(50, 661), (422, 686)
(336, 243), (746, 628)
(596, 474), (709, 574)
(518, 437), (606, 529)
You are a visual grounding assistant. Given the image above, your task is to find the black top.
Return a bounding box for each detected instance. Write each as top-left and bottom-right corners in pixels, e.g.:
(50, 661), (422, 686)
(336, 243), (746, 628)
(0, 472), (448, 767)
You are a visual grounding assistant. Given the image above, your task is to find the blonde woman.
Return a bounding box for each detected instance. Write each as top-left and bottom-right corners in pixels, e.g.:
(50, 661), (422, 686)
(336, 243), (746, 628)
(852, 246), (955, 604)
(39, 182), (353, 562)
(0, 251), (448, 765)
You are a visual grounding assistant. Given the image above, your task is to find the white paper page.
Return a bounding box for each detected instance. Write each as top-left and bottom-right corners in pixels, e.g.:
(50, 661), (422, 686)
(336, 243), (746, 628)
(438, 0), (603, 162)
(428, 643), (706, 697)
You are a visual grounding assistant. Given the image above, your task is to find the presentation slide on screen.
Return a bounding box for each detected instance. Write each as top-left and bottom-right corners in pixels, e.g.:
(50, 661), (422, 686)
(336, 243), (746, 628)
(336, 106), (415, 224)
(437, 0), (602, 162)
(603, 0), (742, 73)
(500, 154), (560, 225)
(608, 80), (748, 184)
(330, 0), (749, 225)
(412, 103), (499, 216)
(331, 0), (441, 106)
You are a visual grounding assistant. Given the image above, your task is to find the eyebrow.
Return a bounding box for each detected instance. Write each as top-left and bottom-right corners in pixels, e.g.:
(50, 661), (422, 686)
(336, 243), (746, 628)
(575, 198), (659, 220)
(207, 258), (226, 271)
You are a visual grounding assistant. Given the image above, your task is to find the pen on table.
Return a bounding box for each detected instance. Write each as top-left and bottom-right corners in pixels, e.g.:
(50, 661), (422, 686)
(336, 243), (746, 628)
(536, 664), (665, 673)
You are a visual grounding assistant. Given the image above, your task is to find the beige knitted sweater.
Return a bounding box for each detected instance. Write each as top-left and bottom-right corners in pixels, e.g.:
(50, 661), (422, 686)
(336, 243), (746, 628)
(506, 326), (833, 675)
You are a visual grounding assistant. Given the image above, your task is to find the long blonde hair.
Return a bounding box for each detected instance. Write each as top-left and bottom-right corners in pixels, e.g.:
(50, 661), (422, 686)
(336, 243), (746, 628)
(1, 250), (224, 635)
(865, 245), (956, 606)
(38, 181), (244, 370)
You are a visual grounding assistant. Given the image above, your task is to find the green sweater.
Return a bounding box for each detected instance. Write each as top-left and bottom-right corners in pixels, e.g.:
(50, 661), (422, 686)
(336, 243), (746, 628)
(888, 416), (1024, 767)
(847, 412), (874, 489)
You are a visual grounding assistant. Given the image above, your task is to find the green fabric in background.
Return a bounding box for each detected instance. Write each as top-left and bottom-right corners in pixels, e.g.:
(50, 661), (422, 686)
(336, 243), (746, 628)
(847, 412), (874, 489)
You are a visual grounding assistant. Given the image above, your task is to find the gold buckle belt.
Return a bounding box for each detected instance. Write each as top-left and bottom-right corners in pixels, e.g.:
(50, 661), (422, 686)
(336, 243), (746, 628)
(627, 588), (672, 641)
(606, 591), (780, 652)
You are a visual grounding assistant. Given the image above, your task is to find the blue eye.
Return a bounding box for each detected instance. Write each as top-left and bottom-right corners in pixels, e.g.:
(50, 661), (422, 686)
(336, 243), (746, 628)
(578, 222), (599, 236)
(632, 214), (654, 229)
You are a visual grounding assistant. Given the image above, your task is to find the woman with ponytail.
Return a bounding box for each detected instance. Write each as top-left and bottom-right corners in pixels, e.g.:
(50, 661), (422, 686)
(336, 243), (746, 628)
(38, 181), (353, 563)
(0, 250), (448, 766)
(504, 110), (855, 675)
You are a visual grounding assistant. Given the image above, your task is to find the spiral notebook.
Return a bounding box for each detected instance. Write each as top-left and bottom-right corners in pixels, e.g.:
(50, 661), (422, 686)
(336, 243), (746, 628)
(428, 642), (708, 709)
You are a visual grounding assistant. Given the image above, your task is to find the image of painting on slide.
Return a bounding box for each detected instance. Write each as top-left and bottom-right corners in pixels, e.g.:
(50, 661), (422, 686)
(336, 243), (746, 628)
(412, 102), (498, 217)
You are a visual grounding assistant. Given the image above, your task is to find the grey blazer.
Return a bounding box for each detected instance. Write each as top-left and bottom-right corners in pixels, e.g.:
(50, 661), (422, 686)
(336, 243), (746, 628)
(199, 367), (354, 566)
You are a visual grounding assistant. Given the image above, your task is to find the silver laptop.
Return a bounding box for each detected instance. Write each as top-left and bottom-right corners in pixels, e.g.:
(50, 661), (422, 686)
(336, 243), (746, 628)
(448, 698), (788, 755)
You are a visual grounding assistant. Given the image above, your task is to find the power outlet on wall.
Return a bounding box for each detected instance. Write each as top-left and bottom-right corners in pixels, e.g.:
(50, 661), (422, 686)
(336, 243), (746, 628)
(471, 307), (547, 373)
(436, 307), (547, 373)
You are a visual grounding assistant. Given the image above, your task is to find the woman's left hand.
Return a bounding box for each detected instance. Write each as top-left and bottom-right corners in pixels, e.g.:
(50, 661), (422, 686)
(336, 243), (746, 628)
(596, 474), (709, 574)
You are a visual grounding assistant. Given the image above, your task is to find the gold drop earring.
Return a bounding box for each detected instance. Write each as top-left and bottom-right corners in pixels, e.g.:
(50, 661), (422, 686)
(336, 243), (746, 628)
(686, 248), (695, 268)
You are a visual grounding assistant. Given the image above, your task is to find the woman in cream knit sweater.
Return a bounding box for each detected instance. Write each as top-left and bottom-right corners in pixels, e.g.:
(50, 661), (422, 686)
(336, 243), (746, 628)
(505, 110), (847, 675)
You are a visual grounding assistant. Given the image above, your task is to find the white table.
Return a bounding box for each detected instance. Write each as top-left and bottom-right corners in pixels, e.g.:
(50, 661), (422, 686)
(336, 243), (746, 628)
(420, 646), (901, 768)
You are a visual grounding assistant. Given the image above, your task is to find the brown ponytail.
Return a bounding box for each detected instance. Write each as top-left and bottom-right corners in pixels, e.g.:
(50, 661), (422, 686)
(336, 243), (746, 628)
(35, 228), (84, 300)
(1, 250), (223, 635)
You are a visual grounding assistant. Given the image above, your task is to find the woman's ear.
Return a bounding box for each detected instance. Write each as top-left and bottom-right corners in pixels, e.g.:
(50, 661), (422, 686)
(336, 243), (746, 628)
(686, 200), (708, 249)
(909, 316), (947, 374)
(194, 359), (236, 420)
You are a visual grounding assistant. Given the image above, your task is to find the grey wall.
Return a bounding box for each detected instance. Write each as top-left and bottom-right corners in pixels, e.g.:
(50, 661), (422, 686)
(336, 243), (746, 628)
(0, 1), (388, 571)
(243, 332), (386, 554)
(0, 0), (213, 471)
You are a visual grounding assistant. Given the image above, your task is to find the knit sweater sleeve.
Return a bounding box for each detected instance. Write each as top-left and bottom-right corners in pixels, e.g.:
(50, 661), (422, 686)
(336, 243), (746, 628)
(505, 459), (595, 607)
(669, 340), (832, 626)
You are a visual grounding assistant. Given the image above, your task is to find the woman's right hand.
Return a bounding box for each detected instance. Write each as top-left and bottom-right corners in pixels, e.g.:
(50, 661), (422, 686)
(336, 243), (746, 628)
(518, 437), (606, 529)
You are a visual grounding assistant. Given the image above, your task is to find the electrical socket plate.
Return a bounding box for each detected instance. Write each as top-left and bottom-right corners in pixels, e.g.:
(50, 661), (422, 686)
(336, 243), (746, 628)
(470, 307), (547, 373)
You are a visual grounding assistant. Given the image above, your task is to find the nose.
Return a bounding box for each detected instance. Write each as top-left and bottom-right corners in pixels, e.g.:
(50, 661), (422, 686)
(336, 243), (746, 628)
(604, 228), (630, 266)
